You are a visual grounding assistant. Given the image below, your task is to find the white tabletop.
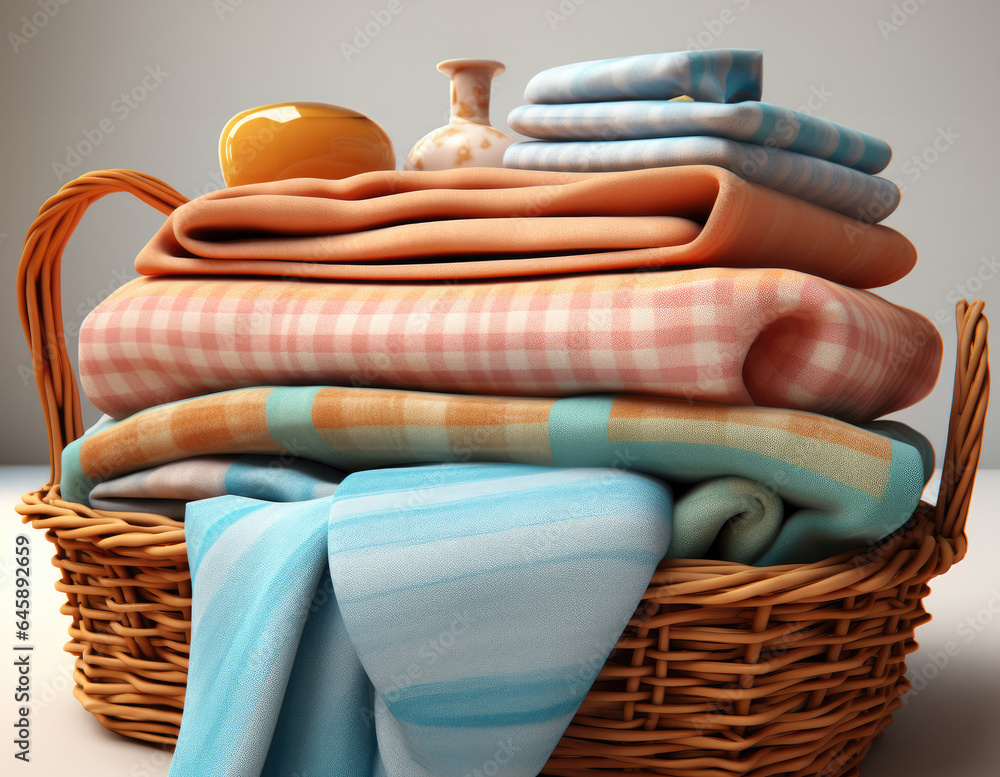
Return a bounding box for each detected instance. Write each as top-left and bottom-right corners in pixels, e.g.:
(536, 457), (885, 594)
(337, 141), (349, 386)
(2, 465), (998, 776)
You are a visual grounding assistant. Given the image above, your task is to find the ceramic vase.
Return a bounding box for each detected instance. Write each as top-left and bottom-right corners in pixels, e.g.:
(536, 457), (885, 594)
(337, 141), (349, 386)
(405, 59), (516, 171)
(219, 101), (395, 187)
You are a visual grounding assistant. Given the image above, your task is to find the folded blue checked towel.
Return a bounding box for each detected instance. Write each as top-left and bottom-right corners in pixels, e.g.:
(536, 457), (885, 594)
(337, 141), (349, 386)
(507, 49), (898, 221)
(523, 49), (763, 104)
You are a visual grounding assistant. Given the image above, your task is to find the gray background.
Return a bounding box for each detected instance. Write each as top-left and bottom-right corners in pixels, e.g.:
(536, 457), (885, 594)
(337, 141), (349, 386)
(1, 0), (997, 468)
(1, 3), (999, 775)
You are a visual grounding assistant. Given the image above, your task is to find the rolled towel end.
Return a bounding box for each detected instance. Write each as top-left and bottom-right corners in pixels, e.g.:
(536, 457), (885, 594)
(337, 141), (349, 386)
(668, 476), (784, 564)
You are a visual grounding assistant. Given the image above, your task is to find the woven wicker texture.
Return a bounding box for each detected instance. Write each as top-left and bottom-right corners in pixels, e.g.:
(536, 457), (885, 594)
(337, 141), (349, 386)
(14, 170), (990, 774)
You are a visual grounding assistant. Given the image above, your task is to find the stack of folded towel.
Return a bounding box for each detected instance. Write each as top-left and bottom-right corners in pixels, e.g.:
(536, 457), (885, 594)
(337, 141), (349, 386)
(65, 51), (942, 776)
(504, 49), (898, 222)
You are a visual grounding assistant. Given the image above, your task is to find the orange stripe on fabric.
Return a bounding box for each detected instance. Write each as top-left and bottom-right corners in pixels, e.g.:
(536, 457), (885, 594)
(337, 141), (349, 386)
(81, 388), (276, 480)
(169, 388), (274, 452)
(311, 389), (554, 466)
(608, 396), (892, 499)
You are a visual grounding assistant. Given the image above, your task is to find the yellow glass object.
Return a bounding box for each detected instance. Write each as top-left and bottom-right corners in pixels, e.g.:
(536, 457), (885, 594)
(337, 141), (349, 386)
(219, 101), (395, 187)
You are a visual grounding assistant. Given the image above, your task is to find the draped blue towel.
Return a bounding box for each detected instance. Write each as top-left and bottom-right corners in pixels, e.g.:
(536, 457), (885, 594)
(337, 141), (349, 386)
(168, 462), (673, 776)
(507, 100), (892, 174)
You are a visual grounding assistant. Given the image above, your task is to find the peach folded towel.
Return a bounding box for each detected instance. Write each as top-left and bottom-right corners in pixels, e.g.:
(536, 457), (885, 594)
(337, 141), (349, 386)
(79, 267), (941, 423)
(135, 166), (915, 289)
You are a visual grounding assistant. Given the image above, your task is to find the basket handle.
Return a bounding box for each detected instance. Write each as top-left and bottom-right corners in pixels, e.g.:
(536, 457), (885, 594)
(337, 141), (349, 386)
(16, 170), (990, 543)
(934, 299), (990, 540)
(16, 170), (188, 487)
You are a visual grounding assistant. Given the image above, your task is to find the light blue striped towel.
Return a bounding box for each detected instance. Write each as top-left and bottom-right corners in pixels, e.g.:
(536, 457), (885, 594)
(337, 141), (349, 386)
(507, 100), (892, 174)
(503, 137), (899, 221)
(168, 462), (673, 776)
(524, 49), (763, 104)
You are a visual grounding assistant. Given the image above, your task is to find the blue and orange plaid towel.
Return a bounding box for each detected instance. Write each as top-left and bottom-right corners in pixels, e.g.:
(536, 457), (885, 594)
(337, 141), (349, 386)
(62, 385), (931, 566)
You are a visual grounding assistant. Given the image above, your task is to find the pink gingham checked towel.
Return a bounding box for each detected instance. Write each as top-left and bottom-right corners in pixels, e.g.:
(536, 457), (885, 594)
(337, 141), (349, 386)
(79, 267), (941, 423)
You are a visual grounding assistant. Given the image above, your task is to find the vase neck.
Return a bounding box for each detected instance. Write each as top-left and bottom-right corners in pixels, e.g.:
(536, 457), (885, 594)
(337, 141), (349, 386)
(447, 66), (496, 125)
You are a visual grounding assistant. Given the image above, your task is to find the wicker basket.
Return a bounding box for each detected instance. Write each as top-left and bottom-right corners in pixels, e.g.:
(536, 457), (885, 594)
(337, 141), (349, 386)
(15, 170), (991, 776)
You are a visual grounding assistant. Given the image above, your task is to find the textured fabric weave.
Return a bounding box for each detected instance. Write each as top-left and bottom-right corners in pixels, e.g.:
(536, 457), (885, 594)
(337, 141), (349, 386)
(61, 386), (929, 565)
(79, 267), (941, 423)
(88, 454), (343, 519)
(507, 100), (892, 173)
(168, 463), (672, 776)
(503, 138), (899, 220)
